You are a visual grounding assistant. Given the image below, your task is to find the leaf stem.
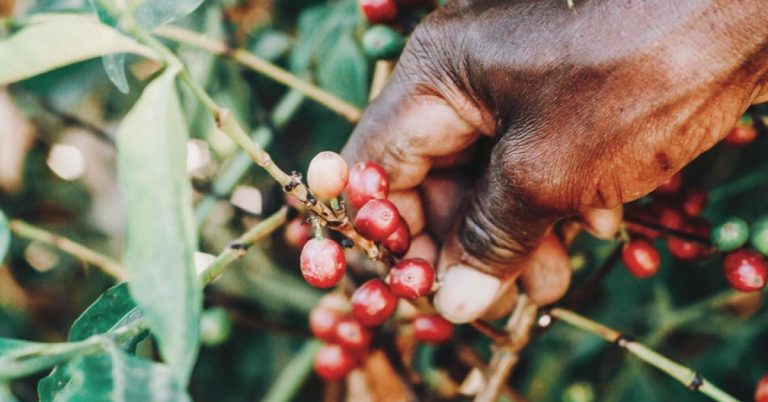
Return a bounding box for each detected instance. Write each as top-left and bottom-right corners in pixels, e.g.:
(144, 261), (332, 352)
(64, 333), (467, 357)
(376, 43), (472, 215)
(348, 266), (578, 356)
(8, 220), (124, 280)
(260, 340), (322, 402)
(549, 308), (739, 402)
(154, 25), (362, 123)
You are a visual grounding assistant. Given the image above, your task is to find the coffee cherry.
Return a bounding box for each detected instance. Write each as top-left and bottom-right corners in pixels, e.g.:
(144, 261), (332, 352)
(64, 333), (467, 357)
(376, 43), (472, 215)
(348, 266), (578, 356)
(389, 258), (435, 299)
(307, 151), (349, 199)
(351, 279), (398, 327)
(334, 317), (372, 351)
(314, 343), (357, 381)
(682, 188), (707, 217)
(654, 173), (682, 197)
(284, 217), (312, 249)
(751, 216), (768, 256)
(358, 0), (398, 24)
(300, 238), (346, 288)
(381, 217), (411, 257)
(309, 306), (344, 341)
(200, 307), (232, 347)
(346, 162), (390, 209)
(622, 239), (660, 278)
(755, 374), (768, 402)
(723, 249), (768, 292)
(362, 25), (405, 60)
(354, 199), (400, 241)
(667, 218), (712, 261)
(412, 314), (454, 343)
(724, 117), (757, 145)
(711, 217), (749, 252)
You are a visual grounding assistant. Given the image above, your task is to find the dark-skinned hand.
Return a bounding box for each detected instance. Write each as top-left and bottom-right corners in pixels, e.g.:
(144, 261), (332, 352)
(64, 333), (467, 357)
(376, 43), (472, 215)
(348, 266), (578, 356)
(342, 0), (768, 323)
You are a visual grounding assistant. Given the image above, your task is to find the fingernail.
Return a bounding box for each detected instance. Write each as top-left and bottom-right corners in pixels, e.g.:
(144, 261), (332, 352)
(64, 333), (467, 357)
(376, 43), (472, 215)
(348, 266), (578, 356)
(434, 265), (501, 324)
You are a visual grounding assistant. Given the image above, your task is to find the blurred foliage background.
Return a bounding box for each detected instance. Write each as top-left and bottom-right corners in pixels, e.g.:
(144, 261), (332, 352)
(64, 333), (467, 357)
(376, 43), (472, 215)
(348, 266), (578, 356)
(1, 0), (768, 401)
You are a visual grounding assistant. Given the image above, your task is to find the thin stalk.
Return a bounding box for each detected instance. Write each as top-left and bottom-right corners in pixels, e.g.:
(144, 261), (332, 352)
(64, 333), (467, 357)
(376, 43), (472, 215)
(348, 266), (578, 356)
(261, 340), (322, 402)
(550, 308), (739, 402)
(8, 220), (124, 280)
(154, 25), (362, 123)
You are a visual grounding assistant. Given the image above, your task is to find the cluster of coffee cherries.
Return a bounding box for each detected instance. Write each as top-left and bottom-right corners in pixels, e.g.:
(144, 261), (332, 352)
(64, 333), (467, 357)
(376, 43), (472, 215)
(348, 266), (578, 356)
(621, 170), (768, 292)
(288, 151), (453, 380)
(357, 0), (436, 60)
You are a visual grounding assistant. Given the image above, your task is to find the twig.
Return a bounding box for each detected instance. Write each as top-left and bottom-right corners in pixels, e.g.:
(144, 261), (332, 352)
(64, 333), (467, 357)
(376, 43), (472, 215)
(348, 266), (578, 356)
(261, 340), (322, 402)
(154, 25), (362, 123)
(470, 320), (509, 345)
(8, 220), (124, 280)
(369, 60), (394, 101)
(623, 215), (712, 246)
(38, 99), (115, 147)
(565, 243), (621, 309)
(473, 296), (538, 402)
(549, 308), (739, 402)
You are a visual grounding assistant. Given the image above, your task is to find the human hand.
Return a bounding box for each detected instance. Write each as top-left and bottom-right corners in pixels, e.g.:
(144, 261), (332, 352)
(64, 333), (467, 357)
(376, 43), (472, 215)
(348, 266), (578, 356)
(342, 0), (768, 323)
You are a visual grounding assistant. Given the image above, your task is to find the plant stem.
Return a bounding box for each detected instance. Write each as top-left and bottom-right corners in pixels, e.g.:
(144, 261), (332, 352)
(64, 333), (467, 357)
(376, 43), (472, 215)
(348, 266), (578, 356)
(154, 25), (362, 123)
(549, 308), (739, 402)
(623, 215), (712, 246)
(261, 340), (322, 402)
(8, 220), (124, 281)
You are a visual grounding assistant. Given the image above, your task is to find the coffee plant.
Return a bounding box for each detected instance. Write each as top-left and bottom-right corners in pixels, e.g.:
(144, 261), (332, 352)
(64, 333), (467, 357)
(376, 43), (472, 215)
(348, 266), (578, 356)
(0, 0), (767, 401)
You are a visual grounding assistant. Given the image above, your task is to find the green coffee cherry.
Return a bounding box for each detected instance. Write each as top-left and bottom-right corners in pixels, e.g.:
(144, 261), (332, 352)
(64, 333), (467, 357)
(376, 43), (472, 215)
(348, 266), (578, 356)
(751, 216), (768, 256)
(201, 307), (232, 346)
(362, 25), (405, 60)
(711, 217), (750, 252)
(563, 382), (595, 402)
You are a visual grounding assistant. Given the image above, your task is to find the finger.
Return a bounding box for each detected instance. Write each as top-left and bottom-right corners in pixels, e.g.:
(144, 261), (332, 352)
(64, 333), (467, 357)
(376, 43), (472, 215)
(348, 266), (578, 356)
(518, 234), (572, 306)
(387, 190), (425, 236)
(581, 206), (623, 240)
(403, 233), (438, 266)
(419, 170), (474, 241)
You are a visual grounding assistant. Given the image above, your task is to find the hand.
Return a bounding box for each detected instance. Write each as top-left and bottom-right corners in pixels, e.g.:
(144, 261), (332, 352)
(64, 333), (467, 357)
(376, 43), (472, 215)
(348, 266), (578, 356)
(342, 0), (768, 323)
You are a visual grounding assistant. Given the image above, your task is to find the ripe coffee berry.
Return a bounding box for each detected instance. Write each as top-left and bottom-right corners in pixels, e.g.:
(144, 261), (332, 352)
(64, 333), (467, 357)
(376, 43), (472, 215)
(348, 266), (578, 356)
(622, 239), (660, 278)
(389, 258), (435, 299)
(346, 162), (390, 209)
(307, 151), (349, 199)
(314, 343), (357, 381)
(300, 238), (346, 288)
(354, 199), (400, 241)
(358, 0), (398, 24)
(667, 218), (712, 261)
(334, 317), (372, 351)
(284, 217), (312, 249)
(413, 314), (454, 343)
(724, 118), (757, 145)
(723, 249), (768, 292)
(682, 188), (707, 217)
(755, 374), (768, 402)
(751, 216), (768, 256)
(381, 217), (411, 257)
(309, 306), (344, 341)
(711, 217), (749, 252)
(654, 173), (682, 197)
(351, 279), (398, 327)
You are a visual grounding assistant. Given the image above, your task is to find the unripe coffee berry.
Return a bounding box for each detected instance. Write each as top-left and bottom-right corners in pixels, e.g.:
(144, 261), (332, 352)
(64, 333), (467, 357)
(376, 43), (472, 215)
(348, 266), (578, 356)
(284, 217), (312, 249)
(755, 374), (768, 402)
(412, 314), (454, 343)
(351, 279), (398, 327)
(389, 258), (435, 299)
(346, 162), (389, 209)
(362, 25), (405, 60)
(334, 317), (372, 351)
(300, 238), (346, 288)
(723, 249), (768, 292)
(751, 216), (768, 256)
(307, 151), (349, 199)
(314, 343), (356, 381)
(358, 0), (398, 24)
(711, 217), (749, 252)
(381, 217), (411, 257)
(621, 239), (660, 278)
(309, 306), (344, 341)
(354, 199), (400, 241)
(200, 307), (232, 347)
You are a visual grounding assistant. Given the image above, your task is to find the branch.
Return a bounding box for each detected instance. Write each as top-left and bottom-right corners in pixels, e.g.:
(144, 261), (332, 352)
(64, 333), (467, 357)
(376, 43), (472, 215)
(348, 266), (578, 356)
(549, 308), (739, 402)
(8, 220), (124, 281)
(154, 25), (362, 123)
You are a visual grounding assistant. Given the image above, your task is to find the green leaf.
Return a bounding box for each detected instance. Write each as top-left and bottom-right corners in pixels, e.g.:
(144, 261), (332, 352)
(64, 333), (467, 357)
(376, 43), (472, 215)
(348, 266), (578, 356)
(51, 346), (191, 402)
(290, 1), (359, 73)
(0, 14), (156, 86)
(316, 31), (369, 107)
(0, 210), (9, 263)
(116, 67), (200, 385)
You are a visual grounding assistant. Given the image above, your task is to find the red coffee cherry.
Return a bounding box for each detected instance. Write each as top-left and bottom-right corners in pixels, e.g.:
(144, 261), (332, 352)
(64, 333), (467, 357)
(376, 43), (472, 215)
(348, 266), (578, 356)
(284, 217), (312, 249)
(724, 121), (757, 145)
(314, 343), (357, 381)
(307, 151), (349, 199)
(358, 0), (398, 24)
(682, 188), (707, 217)
(381, 217), (411, 257)
(654, 173), (683, 197)
(723, 249), (768, 292)
(413, 314), (454, 343)
(351, 279), (398, 327)
(621, 239), (660, 278)
(389, 258), (435, 299)
(346, 162), (390, 209)
(334, 317), (372, 351)
(300, 238), (346, 288)
(667, 218), (712, 261)
(354, 199), (400, 241)
(755, 374), (768, 402)
(309, 306), (344, 341)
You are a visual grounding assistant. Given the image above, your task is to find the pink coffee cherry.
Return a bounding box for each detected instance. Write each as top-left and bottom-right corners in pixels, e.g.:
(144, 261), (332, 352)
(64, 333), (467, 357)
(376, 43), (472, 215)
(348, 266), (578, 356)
(346, 162), (390, 209)
(351, 279), (398, 327)
(307, 151), (349, 199)
(354, 199), (400, 241)
(413, 314), (454, 343)
(389, 258), (435, 299)
(300, 238), (346, 288)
